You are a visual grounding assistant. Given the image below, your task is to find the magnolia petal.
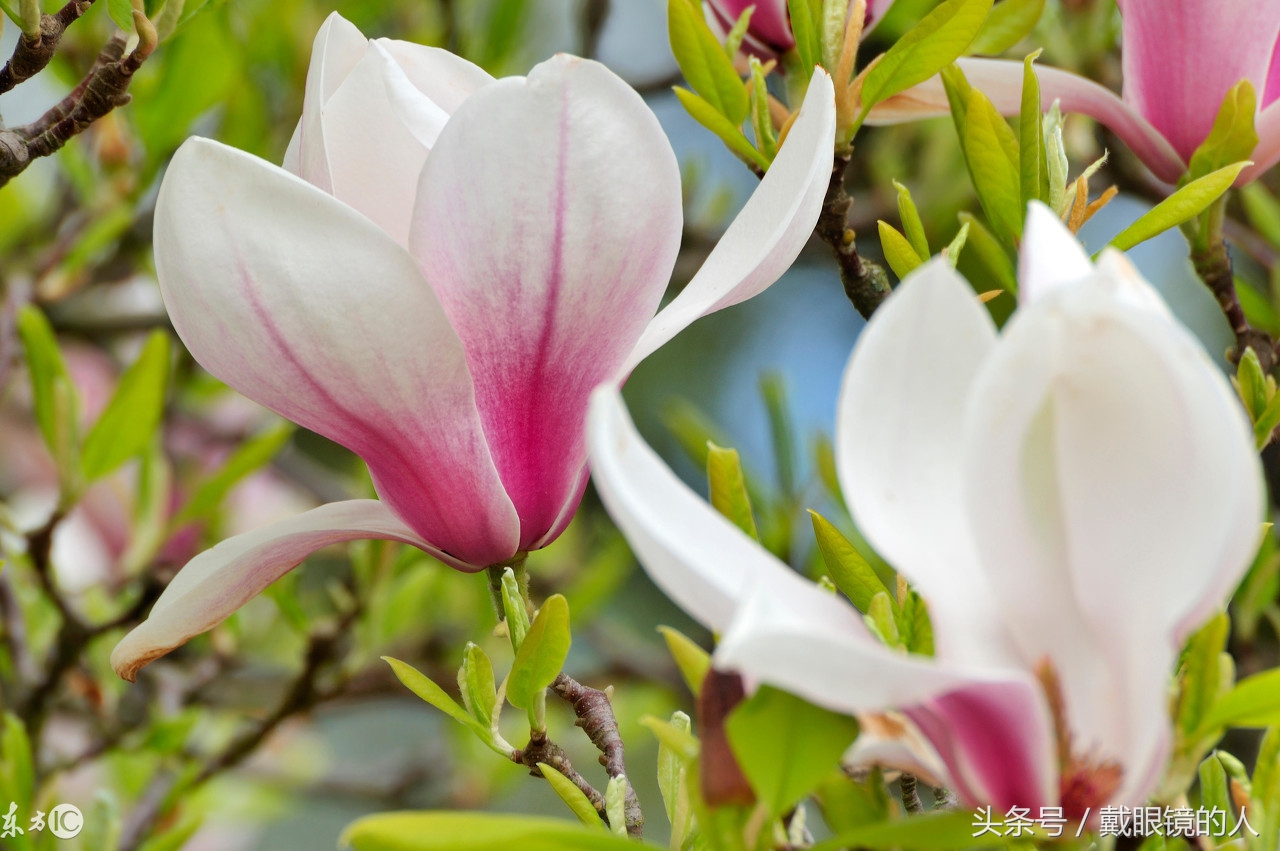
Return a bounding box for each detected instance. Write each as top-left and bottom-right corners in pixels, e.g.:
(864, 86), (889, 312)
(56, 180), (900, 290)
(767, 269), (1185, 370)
(844, 712), (950, 788)
(1241, 102), (1280, 184)
(376, 37), (493, 139)
(1118, 0), (1280, 162)
(1268, 37), (1280, 108)
(154, 137), (519, 567)
(864, 0), (896, 33)
(866, 58), (1188, 184)
(1019, 202), (1093, 305)
(836, 260), (1016, 670)
(624, 69), (836, 374)
(411, 55), (683, 550)
(706, 0), (793, 54)
(111, 500), (444, 682)
(905, 681), (1057, 812)
(289, 12), (368, 191)
(586, 386), (769, 631)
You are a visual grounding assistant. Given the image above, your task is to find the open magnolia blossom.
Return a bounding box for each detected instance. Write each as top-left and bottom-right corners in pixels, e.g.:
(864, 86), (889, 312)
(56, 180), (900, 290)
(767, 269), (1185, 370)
(587, 203), (1264, 815)
(109, 13), (836, 681)
(706, 0), (896, 58)
(872, 0), (1280, 184)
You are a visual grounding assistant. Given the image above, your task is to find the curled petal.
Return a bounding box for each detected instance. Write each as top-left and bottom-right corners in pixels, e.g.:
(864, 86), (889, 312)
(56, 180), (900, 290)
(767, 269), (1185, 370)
(866, 58), (1188, 184)
(836, 260), (1016, 670)
(411, 55), (683, 550)
(285, 12), (367, 188)
(624, 69), (837, 373)
(1118, 0), (1280, 162)
(376, 37), (493, 139)
(155, 138), (519, 567)
(111, 500), (445, 681)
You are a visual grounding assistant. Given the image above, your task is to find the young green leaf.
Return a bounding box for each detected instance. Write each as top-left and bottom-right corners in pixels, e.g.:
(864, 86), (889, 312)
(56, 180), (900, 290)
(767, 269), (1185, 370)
(1204, 667), (1280, 730)
(760, 373), (796, 498)
(657, 711), (693, 828)
(669, 0), (749, 123)
(674, 87), (771, 171)
(17, 305), (79, 472)
(817, 769), (891, 833)
(942, 219), (971, 267)
(723, 6), (754, 60)
(604, 775), (628, 837)
(382, 657), (500, 751)
(537, 763), (604, 829)
(1178, 612), (1231, 735)
(1109, 161), (1251, 252)
(658, 625), (712, 697)
(81, 330), (170, 482)
(341, 812), (640, 851)
(1237, 348), (1270, 421)
(725, 686), (860, 818)
(1198, 752), (1233, 815)
(1019, 51), (1043, 209)
(501, 567), (531, 651)
(809, 510), (892, 613)
(957, 212), (1018, 293)
(967, 0), (1045, 56)
(458, 642), (499, 732)
(639, 713), (700, 762)
(1252, 727), (1279, 851)
(107, 0), (135, 32)
(1043, 102), (1069, 213)
(900, 589), (935, 656)
(787, 0), (822, 82)
(1188, 80), (1259, 183)
(894, 181), (930, 259)
(865, 591), (902, 648)
(879, 221), (924, 279)
(1241, 183), (1280, 250)
(707, 443), (760, 540)
(0, 714), (33, 808)
(749, 56), (778, 162)
(963, 87), (1023, 246)
(506, 594), (571, 712)
(856, 0), (994, 121)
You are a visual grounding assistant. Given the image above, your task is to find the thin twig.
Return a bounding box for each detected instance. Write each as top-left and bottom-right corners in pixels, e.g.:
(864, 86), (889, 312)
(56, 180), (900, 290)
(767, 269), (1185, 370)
(0, 0), (97, 95)
(1191, 238), (1279, 370)
(552, 671), (643, 836)
(814, 154), (892, 319)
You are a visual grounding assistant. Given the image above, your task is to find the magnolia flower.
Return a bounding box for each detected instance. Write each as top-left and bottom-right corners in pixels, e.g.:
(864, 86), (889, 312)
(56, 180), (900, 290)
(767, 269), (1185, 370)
(109, 14), (836, 681)
(707, 0), (896, 58)
(587, 203), (1263, 815)
(872, 0), (1280, 183)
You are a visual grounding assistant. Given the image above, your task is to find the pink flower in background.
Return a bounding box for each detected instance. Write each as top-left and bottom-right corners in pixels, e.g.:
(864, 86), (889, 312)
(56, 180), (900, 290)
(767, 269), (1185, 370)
(111, 14), (837, 680)
(706, 0), (897, 58)
(587, 204), (1263, 815)
(871, 0), (1280, 184)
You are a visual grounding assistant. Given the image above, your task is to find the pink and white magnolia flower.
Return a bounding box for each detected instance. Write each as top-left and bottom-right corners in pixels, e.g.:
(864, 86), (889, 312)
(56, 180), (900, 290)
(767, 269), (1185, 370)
(109, 14), (836, 681)
(586, 203), (1264, 815)
(872, 0), (1280, 184)
(707, 0), (896, 58)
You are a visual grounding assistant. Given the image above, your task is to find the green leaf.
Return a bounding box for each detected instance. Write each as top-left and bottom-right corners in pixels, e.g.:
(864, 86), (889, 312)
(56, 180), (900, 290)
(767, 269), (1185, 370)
(760, 373), (796, 498)
(17, 305), (79, 472)
(749, 56), (778, 163)
(1255, 394), (1280, 449)
(816, 769), (890, 834)
(900, 590), (935, 656)
(963, 86), (1023, 245)
(674, 87), (770, 171)
(537, 763), (604, 829)
(107, 0), (135, 31)
(1109, 162), (1250, 252)
(658, 626), (711, 697)
(809, 510), (891, 613)
(879, 221), (925, 279)
(81, 331), (170, 482)
(1188, 81), (1259, 183)
(707, 443), (760, 540)
(967, 0), (1045, 56)
(0, 714), (34, 807)
(657, 711), (693, 828)
(1237, 348), (1270, 421)
(725, 686), (860, 818)
(639, 714), (700, 762)
(787, 0), (821, 81)
(1044, 102), (1069, 213)
(458, 642), (498, 732)
(724, 6), (754, 60)
(865, 591), (902, 647)
(857, 0), (994, 119)
(382, 657), (496, 748)
(507, 594), (571, 711)
(501, 567), (530, 651)
(0, 0), (21, 28)
(957, 212), (1018, 294)
(1019, 51), (1043, 209)
(669, 0), (749, 123)
(173, 422), (293, 525)
(604, 776), (628, 837)
(810, 810), (1006, 851)
(894, 180), (930, 259)
(1204, 667), (1280, 729)
(1253, 728), (1280, 851)
(1179, 613), (1231, 735)
(1199, 752), (1232, 815)
(341, 813), (640, 851)
(942, 219), (971, 267)
(1242, 183), (1280, 250)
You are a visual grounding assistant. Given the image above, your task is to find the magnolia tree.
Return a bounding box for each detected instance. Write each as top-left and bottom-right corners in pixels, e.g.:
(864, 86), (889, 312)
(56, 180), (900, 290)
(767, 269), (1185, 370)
(1, 0), (1280, 850)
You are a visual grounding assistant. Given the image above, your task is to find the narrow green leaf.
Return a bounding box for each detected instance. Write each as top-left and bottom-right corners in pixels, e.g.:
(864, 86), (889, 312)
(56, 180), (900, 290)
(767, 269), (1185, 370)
(341, 812), (639, 851)
(1188, 80), (1259, 183)
(1198, 752), (1232, 815)
(657, 625), (711, 697)
(458, 643), (498, 732)
(809, 510), (892, 613)
(173, 422), (294, 525)
(963, 87), (1023, 245)
(1255, 393), (1280, 449)
(639, 714), (700, 762)
(1109, 162), (1250, 253)
(674, 87), (770, 171)
(723, 6), (754, 60)
(811, 810), (1006, 851)
(1253, 728), (1279, 851)
(817, 769), (891, 834)
(879, 221), (924, 279)
(725, 686), (860, 818)
(1019, 51), (1043, 209)
(894, 180), (930, 259)
(967, 0), (1045, 56)
(760, 373), (796, 498)
(501, 567), (530, 651)
(787, 0), (821, 80)
(749, 56), (777, 162)
(1, 714), (33, 807)
(382, 657), (495, 746)
(669, 0), (749, 122)
(1178, 612), (1230, 735)
(507, 595), (571, 711)
(0, 0), (22, 28)
(81, 331), (170, 481)
(942, 219), (971, 267)
(537, 763), (604, 829)
(957, 212), (1018, 293)
(865, 591), (901, 647)
(1044, 102), (1069, 213)
(604, 776), (628, 837)
(857, 0), (994, 118)
(107, 0), (134, 31)
(17, 305), (77, 465)
(1237, 348), (1270, 421)
(1205, 667), (1280, 729)
(707, 443), (760, 540)
(657, 711), (693, 826)
(901, 590), (935, 656)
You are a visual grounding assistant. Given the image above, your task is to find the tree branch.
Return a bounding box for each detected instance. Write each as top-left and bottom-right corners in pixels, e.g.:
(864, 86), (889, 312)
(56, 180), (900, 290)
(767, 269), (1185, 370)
(552, 671), (643, 836)
(1191, 238), (1278, 370)
(814, 154), (891, 319)
(0, 0), (97, 95)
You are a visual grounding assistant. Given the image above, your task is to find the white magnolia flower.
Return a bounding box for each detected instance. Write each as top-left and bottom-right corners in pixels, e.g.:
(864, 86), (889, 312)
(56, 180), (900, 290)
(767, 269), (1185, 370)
(586, 203), (1264, 815)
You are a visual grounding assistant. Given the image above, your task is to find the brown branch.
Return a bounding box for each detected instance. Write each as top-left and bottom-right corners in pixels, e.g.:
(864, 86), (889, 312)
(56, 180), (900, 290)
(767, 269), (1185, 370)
(581, 0), (610, 60)
(513, 729), (609, 818)
(814, 154), (891, 319)
(1191, 239), (1279, 371)
(552, 672), (643, 836)
(0, 0), (97, 95)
